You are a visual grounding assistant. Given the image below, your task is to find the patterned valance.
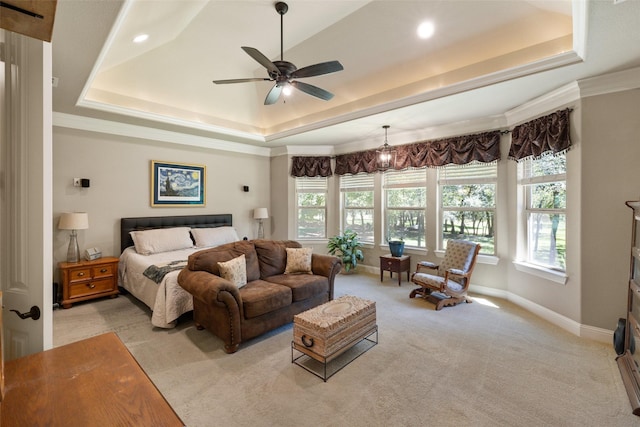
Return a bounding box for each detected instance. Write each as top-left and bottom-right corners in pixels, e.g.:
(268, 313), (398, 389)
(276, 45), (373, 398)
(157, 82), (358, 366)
(290, 156), (333, 177)
(334, 131), (501, 176)
(508, 108), (572, 162)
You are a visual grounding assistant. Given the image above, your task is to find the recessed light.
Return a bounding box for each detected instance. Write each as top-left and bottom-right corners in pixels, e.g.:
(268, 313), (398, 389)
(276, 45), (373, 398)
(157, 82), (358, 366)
(133, 34), (149, 43)
(417, 21), (435, 39)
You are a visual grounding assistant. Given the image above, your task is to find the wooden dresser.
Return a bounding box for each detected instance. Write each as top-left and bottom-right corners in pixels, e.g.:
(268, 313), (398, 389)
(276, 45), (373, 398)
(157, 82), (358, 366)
(1, 332), (184, 426)
(59, 257), (120, 308)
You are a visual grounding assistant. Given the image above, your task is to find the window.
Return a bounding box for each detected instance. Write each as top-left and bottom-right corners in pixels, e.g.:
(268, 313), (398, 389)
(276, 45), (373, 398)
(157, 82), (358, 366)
(439, 162), (497, 255)
(383, 169), (426, 248)
(296, 177), (327, 239)
(518, 154), (566, 270)
(340, 174), (374, 243)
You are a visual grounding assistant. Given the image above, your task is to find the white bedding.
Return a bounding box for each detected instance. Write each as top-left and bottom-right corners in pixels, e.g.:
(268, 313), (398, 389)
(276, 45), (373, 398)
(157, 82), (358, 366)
(118, 246), (201, 328)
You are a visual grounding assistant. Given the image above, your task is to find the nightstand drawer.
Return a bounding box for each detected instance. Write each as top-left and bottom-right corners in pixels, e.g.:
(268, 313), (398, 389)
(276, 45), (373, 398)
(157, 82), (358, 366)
(68, 278), (115, 298)
(68, 268), (92, 283)
(92, 263), (115, 278)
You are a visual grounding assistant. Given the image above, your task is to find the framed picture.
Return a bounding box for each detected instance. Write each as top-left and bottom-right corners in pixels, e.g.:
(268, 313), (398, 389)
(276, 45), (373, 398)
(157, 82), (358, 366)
(151, 161), (205, 207)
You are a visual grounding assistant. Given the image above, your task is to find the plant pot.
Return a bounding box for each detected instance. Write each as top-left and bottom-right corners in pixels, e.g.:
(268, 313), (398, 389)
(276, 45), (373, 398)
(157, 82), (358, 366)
(389, 241), (405, 257)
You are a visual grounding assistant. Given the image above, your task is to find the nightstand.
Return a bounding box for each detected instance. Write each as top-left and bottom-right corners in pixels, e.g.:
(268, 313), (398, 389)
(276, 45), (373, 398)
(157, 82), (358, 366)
(380, 254), (411, 286)
(59, 257), (120, 308)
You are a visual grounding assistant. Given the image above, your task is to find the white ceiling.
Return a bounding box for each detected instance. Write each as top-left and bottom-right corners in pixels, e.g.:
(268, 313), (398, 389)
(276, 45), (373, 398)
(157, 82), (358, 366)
(51, 0), (640, 152)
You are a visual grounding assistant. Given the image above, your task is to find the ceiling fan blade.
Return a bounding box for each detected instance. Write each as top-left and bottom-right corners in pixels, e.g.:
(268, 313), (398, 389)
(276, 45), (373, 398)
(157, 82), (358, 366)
(291, 61), (344, 79)
(290, 80), (334, 101)
(213, 78), (271, 84)
(264, 84), (284, 105)
(241, 46), (280, 76)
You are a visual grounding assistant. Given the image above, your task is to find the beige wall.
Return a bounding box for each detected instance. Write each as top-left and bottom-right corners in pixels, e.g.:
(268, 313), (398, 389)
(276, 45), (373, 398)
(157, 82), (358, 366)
(53, 127), (270, 273)
(581, 89), (640, 328)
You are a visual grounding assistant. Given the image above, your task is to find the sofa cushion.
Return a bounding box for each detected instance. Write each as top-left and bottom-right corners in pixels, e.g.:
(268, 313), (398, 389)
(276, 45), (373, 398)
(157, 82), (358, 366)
(240, 280), (292, 319)
(285, 247), (313, 274)
(265, 274), (329, 302)
(217, 254), (247, 288)
(253, 240), (302, 278)
(187, 240), (260, 282)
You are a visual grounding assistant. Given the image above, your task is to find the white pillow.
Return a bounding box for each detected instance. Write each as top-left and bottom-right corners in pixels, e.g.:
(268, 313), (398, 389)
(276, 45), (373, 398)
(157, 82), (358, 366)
(130, 227), (193, 255)
(218, 254), (247, 288)
(285, 247), (313, 275)
(190, 226), (239, 248)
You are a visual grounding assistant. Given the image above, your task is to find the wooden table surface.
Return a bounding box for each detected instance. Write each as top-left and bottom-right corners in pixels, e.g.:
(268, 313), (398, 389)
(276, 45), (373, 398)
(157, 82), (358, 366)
(1, 332), (184, 427)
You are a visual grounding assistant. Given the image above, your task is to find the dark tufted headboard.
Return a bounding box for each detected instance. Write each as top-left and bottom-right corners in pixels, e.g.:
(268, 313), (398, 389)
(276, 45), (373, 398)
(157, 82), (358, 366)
(120, 214), (232, 253)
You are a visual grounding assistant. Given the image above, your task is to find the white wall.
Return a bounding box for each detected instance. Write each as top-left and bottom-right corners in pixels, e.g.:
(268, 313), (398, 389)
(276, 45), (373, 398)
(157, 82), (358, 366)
(52, 126), (270, 276)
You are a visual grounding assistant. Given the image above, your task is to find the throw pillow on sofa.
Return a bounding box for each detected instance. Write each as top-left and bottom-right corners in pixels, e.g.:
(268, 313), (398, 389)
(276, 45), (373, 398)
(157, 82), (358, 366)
(284, 247), (313, 274)
(218, 254), (247, 288)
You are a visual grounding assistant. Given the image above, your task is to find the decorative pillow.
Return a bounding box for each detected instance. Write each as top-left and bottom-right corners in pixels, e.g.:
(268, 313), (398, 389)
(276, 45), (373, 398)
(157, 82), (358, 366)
(285, 247), (313, 275)
(130, 227), (193, 255)
(191, 226), (239, 248)
(218, 254), (247, 288)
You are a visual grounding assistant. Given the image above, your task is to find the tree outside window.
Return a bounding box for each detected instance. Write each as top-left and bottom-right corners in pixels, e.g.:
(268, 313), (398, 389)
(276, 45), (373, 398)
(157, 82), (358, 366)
(384, 170), (426, 248)
(439, 163), (497, 254)
(519, 154), (566, 270)
(296, 178), (327, 239)
(341, 174), (374, 243)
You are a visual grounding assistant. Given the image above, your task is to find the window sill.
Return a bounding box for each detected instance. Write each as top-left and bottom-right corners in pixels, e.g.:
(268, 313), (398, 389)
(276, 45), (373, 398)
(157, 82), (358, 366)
(512, 261), (568, 284)
(379, 244), (428, 255)
(434, 250), (499, 265)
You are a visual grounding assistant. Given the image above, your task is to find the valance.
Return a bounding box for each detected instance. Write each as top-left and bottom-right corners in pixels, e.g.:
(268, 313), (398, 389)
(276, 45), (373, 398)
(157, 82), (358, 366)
(334, 130), (501, 176)
(290, 156), (333, 177)
(508, 108), (572, 161)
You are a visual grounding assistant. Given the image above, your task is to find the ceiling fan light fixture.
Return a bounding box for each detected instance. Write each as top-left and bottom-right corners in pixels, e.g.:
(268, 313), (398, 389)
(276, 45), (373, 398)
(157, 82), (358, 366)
(282, 84), (293, 97)
(376, 125), (396, 171)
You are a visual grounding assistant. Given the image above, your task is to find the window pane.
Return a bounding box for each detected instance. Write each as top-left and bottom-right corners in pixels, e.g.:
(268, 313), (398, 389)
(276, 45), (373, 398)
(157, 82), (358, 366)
(298, 193), (326, 207)
(443, 210), (495, 254)
(387, 210), (425, 247)
(344, 208), (374, 242)
(386, 188), (426, 208)
(530, 154), (566, 177)
(527, 212), (566, 269)
(298, 208), (326, 238)
(345, 191), (373, 207)
(529, 182), (566, 209)
(442, 184), (495, 208)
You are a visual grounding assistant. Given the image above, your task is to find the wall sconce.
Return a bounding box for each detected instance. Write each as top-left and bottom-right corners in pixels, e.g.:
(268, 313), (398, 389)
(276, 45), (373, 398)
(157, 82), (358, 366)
(253, 208), (269, 239)
(58, 212), (89, 263)
(376, 125), (396, 171)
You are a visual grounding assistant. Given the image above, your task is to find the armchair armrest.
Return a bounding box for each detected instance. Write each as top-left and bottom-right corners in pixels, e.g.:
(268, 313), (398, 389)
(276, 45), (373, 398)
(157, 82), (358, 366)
(447, 268), (469, 278)
(416, 261), (438, 272)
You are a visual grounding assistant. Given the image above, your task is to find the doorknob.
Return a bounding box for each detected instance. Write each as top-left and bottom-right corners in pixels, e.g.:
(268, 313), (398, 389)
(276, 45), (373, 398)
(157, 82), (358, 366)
(10, 305), (41, 320)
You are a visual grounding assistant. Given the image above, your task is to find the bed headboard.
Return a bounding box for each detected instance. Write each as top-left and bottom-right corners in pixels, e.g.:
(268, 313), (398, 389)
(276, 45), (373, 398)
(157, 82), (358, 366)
(120, 214), (232, 253)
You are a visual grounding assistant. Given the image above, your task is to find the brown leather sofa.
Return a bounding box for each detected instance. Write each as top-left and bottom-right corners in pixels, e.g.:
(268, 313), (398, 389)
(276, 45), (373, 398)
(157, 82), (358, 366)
(178, 239), (342, 353)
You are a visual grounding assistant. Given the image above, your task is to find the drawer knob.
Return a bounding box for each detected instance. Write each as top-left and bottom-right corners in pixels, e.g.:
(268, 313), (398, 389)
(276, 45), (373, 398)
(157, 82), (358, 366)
(78, 272), (84, 277)
(100, 268), (108, 273)
(88, 283), (96, 289)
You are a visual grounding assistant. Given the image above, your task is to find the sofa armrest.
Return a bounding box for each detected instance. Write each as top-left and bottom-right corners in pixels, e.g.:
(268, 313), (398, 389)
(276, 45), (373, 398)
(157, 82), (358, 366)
(311, 254), (342, 300)
(178, 269), (242, 311)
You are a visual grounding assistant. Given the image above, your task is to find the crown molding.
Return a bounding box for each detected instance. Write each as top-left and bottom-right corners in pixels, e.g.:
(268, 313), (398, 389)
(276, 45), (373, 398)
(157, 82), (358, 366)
(577, 66), (640, 98)
(52, 112), (271, 157)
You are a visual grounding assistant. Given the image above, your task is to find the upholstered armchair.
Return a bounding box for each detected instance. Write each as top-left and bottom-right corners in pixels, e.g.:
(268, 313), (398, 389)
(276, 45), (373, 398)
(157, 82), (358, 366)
(410, 240), (480, 310)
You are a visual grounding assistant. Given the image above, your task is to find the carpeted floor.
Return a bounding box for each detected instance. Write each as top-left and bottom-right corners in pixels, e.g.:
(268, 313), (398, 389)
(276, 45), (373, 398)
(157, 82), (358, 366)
(54, 272), (638, 426)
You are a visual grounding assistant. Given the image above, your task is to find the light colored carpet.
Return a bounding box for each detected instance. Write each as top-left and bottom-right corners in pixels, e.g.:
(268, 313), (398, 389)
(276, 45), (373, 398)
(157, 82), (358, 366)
(54, 272), (638, 426)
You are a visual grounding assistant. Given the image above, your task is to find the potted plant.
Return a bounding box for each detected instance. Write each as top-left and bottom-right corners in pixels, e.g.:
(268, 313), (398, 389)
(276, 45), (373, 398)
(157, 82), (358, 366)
(327, 229), (364, 272)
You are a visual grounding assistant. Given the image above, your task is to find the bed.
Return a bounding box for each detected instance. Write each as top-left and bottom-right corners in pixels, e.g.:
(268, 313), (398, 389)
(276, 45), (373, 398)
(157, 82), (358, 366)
(118, 214), (236, 328)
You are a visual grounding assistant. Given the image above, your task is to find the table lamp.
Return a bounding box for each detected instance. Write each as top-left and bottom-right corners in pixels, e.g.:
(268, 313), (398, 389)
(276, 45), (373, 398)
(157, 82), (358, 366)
(58, 212), (89, 263)
(253, 208), (268, 239)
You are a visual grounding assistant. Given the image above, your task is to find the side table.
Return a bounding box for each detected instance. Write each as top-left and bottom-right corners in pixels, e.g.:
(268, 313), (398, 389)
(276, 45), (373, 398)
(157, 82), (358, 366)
(59, 257), (120, 308)
(380, 254), (411, 286)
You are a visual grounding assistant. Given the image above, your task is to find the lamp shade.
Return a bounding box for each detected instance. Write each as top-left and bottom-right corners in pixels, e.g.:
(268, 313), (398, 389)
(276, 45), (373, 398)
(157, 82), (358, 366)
(58, 212), (89, 230)
(253, 208), (269, 220)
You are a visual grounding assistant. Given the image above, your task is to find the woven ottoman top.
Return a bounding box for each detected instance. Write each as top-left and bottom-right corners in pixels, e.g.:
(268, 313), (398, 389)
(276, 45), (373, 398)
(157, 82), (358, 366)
(294, 295), (375, 333)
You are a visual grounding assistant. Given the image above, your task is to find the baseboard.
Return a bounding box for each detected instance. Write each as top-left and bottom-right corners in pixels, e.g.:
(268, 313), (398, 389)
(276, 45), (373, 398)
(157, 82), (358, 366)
(470, 284), (612, 344)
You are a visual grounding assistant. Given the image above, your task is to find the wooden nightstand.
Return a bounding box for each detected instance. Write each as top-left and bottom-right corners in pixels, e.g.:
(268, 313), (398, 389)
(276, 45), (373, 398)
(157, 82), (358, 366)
(59, 257), (120, 308)
(380, 254), (411, 286)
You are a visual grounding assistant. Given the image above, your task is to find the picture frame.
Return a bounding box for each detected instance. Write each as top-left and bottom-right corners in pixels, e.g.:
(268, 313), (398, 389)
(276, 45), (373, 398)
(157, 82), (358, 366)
(151, 160), (205, 207)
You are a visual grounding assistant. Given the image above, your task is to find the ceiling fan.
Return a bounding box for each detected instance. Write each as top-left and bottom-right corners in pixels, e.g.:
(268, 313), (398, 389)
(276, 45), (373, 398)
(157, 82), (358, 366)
(212, 1), (344, 105)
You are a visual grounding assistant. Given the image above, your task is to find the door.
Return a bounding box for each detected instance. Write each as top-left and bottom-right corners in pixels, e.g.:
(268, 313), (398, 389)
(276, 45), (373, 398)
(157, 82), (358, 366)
(1, 30), (53, 359)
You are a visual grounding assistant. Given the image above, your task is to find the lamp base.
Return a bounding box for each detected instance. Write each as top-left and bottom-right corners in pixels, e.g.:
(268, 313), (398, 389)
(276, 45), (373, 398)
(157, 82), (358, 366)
(257, 220), (264, 239)
(67, 231), (80, 263)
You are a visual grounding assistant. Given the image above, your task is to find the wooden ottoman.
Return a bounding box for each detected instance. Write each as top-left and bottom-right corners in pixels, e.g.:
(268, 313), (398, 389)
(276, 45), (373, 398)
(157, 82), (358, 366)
(292, 295), (378, 381)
